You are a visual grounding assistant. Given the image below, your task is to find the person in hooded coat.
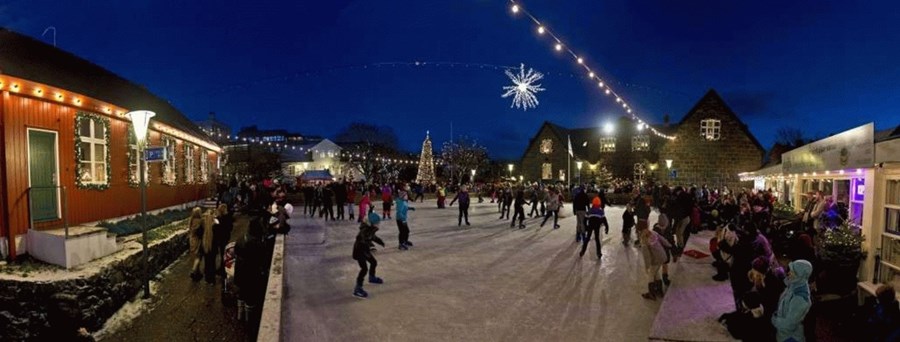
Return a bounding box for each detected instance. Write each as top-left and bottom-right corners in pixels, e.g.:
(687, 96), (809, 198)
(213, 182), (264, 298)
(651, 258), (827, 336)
(573, 187), (589, 242)
(772, 259), (813, 342)
(353, 212), (386, 298)
(213, 204), (234, 277)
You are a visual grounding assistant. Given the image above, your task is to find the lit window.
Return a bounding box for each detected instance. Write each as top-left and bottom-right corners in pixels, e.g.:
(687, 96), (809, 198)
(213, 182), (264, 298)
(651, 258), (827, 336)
(163, 136), (177, 185)
(200, 148), (209, 183)
(129, 138), (149, 185)
(700, 119), (721, 141)
(634, 163), (646, 183)
(558, 169), (566, 182)
(542, 163), (552, 179)
(540, 139), (553, 154)
(185, 144), (195, 183)
(600, 137), (616, 153)
(78, 116), (108, 185)
(632, 135), (650, 151)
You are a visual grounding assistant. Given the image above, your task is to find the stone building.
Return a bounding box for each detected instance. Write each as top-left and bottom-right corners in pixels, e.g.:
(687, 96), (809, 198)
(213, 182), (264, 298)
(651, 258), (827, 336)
(656, 90), (764, 189)
(520, 89), (764, 190)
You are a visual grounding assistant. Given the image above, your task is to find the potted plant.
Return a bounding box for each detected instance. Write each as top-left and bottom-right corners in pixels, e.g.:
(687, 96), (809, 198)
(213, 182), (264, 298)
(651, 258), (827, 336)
(816, 220), (865, 295)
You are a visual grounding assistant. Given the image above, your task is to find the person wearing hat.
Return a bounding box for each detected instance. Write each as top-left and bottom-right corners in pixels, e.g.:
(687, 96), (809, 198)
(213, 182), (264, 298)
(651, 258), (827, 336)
(652, 212), (674, 286)
(352, 212), (386, 298)
(772, 259), (813, 342)
(580, 197), (606, 259)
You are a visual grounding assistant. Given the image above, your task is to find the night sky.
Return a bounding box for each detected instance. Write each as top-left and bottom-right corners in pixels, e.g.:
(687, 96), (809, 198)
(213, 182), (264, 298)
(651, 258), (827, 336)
(3, 0), (899, 159)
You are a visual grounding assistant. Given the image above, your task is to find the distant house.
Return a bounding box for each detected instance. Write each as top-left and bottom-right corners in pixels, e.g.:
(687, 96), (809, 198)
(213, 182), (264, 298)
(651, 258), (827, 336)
(281, 139), (348, 182)
(0, 29), (221, 266)
(519, 89), (764, 190)
(195, 111), (232, 145)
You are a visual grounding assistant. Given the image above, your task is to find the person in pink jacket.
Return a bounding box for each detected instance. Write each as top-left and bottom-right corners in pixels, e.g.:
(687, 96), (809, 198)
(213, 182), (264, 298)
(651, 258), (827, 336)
(358, 192), (371, 223)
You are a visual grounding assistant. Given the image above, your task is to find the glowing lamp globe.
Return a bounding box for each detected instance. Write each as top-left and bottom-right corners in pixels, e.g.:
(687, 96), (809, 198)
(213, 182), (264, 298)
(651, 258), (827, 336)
(126, 110), (156, 144)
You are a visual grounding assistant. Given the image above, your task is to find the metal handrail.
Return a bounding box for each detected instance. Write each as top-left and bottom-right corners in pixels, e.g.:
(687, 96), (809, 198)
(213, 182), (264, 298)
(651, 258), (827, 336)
(27, 186), (69, 239)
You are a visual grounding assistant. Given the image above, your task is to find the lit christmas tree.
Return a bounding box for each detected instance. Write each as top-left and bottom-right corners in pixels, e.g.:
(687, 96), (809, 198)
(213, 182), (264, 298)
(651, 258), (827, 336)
(415, 131), (436, 184)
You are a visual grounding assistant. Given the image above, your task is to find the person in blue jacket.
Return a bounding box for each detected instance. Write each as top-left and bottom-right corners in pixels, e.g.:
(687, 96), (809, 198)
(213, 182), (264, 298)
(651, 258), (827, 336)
(395, 188), (416, 250)
(772, 259), (813, 342)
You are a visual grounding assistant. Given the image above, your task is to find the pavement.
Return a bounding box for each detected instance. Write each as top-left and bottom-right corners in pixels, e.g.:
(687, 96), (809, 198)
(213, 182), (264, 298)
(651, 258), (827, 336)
(100, 213), (255, 342)
(282, 201), (669, 341)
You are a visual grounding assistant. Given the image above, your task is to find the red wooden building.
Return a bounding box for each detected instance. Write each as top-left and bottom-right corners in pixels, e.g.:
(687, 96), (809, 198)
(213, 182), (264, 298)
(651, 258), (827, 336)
(0, 29), (221, 266)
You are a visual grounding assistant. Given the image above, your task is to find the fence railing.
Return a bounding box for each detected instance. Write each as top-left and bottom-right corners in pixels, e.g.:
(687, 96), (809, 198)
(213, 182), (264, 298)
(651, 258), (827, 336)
(27, 185), (69, 238)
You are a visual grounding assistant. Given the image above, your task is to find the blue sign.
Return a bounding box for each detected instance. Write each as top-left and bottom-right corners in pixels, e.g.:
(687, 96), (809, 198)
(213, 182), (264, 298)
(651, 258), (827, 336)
(144, 146), (167, 162)
(669, 169), (678, 179)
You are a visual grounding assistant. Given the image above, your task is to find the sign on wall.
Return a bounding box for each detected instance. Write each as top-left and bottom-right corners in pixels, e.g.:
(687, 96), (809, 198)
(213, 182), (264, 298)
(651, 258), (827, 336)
(145, 146), (167, 162)
(782, 123), (874, 174)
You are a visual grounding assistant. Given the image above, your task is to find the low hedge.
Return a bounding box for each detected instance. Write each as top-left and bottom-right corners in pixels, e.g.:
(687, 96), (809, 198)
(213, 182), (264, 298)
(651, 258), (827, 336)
(99, 208), (192, 236)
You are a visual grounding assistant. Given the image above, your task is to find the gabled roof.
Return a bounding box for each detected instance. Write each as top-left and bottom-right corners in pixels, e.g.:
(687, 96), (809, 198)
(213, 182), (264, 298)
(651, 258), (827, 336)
(876, 125), (900, 142)
(528, 119), (667, 161)
(0, 28), (213, 145)
(677, 89), (764, 152)
(280, 143), (318, 162)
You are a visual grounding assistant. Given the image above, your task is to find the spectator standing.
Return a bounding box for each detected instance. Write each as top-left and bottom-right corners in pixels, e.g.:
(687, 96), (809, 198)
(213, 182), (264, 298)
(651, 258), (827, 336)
(772, 260), (813, 342)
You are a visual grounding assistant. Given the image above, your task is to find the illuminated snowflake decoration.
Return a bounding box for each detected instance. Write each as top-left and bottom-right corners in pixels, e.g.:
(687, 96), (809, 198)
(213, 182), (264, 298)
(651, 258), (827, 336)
(502, 63), (545, 111)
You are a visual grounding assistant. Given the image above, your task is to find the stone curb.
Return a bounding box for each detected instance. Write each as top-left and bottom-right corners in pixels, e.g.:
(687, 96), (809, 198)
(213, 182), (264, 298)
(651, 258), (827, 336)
(257, 233), (285, 342)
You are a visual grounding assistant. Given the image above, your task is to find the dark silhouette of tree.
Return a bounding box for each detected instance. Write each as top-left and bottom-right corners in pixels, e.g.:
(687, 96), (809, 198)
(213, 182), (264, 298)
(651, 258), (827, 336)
(775, 127), (808, 148)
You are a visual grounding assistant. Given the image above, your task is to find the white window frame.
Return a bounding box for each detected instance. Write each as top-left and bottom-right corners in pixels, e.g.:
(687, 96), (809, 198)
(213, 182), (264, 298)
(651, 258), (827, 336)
(200, 149), (209, 183)
(163, 136), (177, 184)
(701, 119), (721, 141)
(542, 163), (552, 180)
(78, 117), (108, 185)
(129, 143), (150, 184)
(185, 144), (195, 183)
(600, 137), (616, 153)
(632, 135), (650, 152)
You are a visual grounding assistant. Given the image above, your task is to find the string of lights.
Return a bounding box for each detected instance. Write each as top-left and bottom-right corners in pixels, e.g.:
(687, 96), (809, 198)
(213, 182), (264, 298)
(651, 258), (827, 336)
(507, 0), (676, 140)
(203, 129), (431, 165)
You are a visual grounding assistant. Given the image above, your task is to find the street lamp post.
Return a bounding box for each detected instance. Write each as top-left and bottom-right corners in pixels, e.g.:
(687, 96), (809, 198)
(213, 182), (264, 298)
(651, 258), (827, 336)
(665, 159), (673, 180)
(507, 164), (514, 180)
(471, 169), (476, 184)
(576, 161), (583, 185)
(127, 110), (155, 299)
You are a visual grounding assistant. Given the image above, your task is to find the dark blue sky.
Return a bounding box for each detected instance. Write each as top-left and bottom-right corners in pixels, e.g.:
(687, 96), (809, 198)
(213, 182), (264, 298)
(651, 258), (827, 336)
(4, 0), (899, 159)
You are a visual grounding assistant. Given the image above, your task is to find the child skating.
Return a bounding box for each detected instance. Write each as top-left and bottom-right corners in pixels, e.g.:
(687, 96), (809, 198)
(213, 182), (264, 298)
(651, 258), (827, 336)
(395, 188), (416, 250)
(580, 197), (605, 259)
(510, 189), (530, 228)
(352, 212), (386, 298)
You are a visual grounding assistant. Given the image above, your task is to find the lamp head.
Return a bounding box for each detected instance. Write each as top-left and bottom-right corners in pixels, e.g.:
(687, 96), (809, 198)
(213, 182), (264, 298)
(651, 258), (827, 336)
(665, 159), (673, 169)
(126, 110), (156, 145)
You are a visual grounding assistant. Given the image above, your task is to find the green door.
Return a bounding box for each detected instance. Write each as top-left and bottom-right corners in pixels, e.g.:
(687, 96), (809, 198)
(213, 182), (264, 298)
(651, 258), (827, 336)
(28, 129), (59, 222)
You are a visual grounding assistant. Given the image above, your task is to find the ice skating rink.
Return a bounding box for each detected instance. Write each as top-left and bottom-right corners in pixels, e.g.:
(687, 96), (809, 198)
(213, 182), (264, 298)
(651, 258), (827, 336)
(281, 201), (731, 342)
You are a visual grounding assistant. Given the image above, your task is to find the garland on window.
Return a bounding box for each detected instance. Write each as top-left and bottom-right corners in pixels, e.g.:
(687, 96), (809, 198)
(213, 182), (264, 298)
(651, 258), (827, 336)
(74, 112), (111, 190)
(183, 143), (195, 185)
(161, 136), (177, 186)
(200, 148), (209, 183)
(126, 125), (151, 188)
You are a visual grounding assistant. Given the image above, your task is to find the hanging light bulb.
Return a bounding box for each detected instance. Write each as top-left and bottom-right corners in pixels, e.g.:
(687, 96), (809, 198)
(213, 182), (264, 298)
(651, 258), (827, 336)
(511, 4), (519, 13)
(577, 57), (583, 64)
(554, 43), (562, 51)
(537, 26), (545, 34)
(588, 72), (594, 78)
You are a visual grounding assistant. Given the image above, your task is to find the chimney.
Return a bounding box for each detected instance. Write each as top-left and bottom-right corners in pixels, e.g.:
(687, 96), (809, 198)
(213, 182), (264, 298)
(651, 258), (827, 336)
(663, 113), (670, 127)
